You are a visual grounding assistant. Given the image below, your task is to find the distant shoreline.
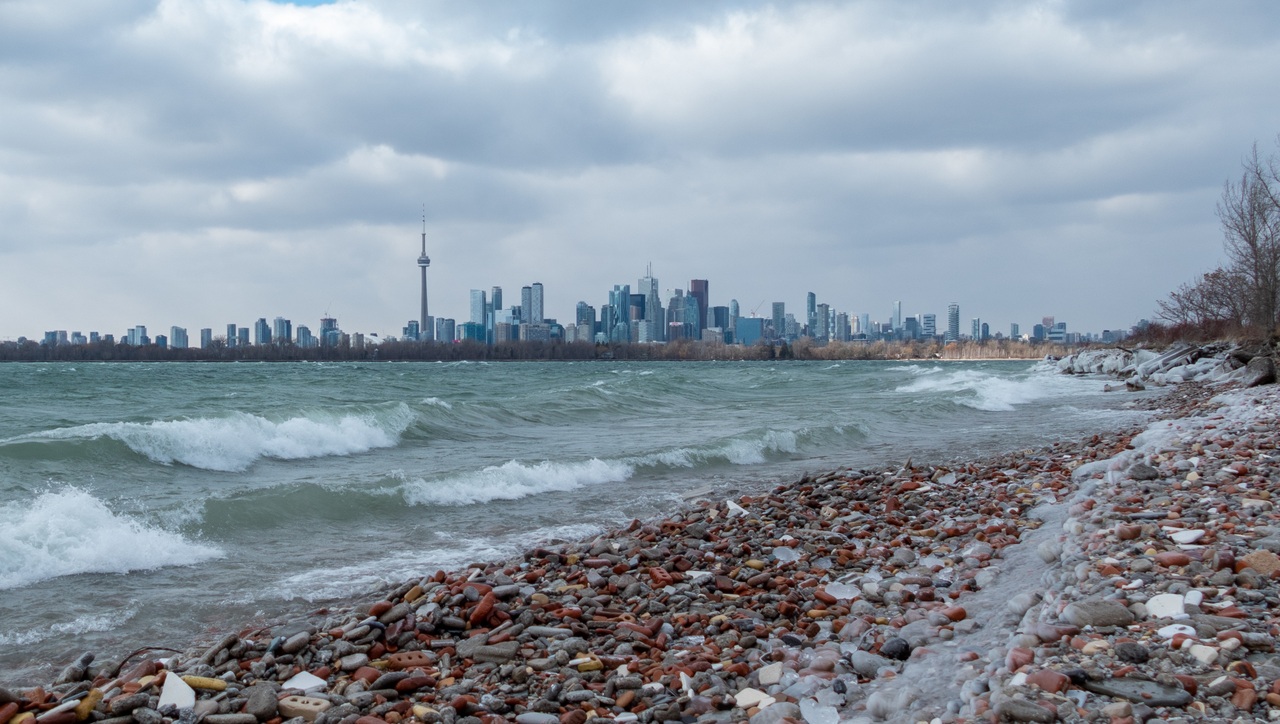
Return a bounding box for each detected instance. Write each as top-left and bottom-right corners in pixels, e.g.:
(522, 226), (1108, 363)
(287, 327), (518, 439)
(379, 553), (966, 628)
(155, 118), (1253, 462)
(0, 338), (1077, 363)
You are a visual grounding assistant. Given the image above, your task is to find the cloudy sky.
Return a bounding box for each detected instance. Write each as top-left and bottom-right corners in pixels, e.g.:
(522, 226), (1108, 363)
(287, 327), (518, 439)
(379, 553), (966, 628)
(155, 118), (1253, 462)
(3, 0), (1279, 341)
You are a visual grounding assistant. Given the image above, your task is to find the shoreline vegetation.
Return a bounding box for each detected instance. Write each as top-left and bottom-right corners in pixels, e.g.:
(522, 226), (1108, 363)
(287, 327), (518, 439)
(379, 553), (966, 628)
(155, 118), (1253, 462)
(0, 338), (1074, 363)
(7, 345), (1280, 723)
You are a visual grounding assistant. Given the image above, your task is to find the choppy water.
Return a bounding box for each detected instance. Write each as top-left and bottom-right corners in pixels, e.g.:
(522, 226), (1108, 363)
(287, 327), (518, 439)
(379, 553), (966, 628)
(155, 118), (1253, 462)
(0, 359), (1148, 684)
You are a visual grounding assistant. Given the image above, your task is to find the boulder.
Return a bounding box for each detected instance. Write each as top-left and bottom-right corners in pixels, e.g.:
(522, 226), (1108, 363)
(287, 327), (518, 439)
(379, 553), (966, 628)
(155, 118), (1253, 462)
(1244, 356), (1276, 387)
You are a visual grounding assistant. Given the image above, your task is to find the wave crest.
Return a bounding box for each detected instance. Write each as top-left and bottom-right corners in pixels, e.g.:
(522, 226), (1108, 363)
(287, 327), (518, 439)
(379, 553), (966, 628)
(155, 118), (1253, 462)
(28, 404), (416, 472)
(0, 488), (223, 590)
(403, 458), (634, 507)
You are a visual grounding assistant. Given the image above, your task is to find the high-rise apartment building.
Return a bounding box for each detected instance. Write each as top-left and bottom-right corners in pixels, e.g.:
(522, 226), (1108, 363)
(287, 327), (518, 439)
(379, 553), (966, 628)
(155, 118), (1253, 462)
(892, 300), (903, 332)
(254, 318), (271, 346)
(520, 286), (532, 325)
(971, 318), (982, 341)
(170, 326), (188, 349)
(946, 303), (960, 343)
(806, 292), (817, 336)
(226, 323), (238, 348)
(922, 314), (936, 339)
(1011, 322), (1020, 339)
(200, 328), (213, 349)
(640, 266), (663, 342)
(470, 290), (487, 325)
(771, 302), (786, 341)
(815, 303), (830, 342)
(531, 282), (544, 324)
(273, 317), (291, 344)
(689, 279), (709, 334)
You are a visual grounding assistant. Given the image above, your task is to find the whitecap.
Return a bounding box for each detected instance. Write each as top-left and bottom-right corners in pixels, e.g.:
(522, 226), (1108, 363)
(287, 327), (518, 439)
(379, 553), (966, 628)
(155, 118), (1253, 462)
(0, 488), (223, 590)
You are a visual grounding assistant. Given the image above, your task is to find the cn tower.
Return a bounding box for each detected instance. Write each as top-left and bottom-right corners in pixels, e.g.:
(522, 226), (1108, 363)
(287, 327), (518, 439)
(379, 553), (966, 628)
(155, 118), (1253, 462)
(418, 210), (431, 339)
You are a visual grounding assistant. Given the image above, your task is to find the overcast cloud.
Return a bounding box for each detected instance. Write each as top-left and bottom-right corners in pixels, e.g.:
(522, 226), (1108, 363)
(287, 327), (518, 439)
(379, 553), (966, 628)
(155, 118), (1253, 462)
(3, 0), (1279, 340)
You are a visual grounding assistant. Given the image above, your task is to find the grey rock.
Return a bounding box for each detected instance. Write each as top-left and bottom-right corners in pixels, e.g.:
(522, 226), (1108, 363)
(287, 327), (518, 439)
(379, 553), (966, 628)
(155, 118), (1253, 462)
(370, 672), (411, 691)
(55, 652), (95, 685)
(1061, 599), (1135, 628)
(1081, 678), (1192, 707)
(245, 684), (279, 721)
(377, 603), (412, 625)
(1127, 463), (1159, 481)
(455, 635), (489, 660)
(847, 650), (894, 678)
(111, 694), (152, 716)
(994, 698), (1057, 722)
(1114, 642), (1149, 663)
(1253, 535), (1280, 553)
(281, 632), (311, 655)
(1245, 356), (1276, 387)
(880, 637), (911, 661)
(514, 715), (560, 724)
(337, 653), (368, 671)
(203, 716), (258, 724)
(132, 708), (165, 724)
(473, 641), (520, 663)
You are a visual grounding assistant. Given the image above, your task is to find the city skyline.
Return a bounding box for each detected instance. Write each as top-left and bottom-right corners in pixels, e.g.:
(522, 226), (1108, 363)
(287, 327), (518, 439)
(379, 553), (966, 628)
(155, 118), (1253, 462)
(3, 3), (1280, 339)
(23, 254), (1123, 348)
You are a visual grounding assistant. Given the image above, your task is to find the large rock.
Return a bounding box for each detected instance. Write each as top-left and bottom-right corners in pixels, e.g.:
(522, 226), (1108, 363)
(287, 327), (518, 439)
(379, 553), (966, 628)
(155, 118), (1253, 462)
(1061, 599), (1135, 628)
(1082, 678), (1191, 707)
(1244, 356), (1277, 387)
(1127, 463), (1159, 481)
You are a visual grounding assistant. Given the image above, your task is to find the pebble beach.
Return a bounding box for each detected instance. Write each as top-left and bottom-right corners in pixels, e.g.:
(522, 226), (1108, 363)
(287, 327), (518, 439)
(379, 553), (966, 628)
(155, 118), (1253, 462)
(6, 347), (1280, 724)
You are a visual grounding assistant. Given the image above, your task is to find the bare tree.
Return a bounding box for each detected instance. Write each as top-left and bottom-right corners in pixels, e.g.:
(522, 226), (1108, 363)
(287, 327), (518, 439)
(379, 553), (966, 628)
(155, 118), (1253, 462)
(1218, 143), (1280, 329)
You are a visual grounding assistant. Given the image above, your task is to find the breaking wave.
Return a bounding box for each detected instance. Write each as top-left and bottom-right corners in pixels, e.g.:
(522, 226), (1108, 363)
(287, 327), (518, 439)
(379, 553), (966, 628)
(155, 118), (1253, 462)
(0, 488), (223, 590)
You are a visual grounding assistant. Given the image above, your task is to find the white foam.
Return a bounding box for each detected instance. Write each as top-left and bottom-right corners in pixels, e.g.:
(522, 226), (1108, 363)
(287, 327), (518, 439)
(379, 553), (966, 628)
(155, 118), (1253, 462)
(422, 397), (452, 410)
(30, 403), (416, 472)
(0, 608), (137, 646)
(402, 458), (635, 507)
(0, 488), (223, 590)
(896, 367), (1088, 411)
(640, 429), (800, 468)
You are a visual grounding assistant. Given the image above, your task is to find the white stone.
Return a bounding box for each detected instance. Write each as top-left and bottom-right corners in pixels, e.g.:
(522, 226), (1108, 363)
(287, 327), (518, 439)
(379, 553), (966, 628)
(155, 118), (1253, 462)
(1157, 623), (1196, 639)
(1145, 593), (1188, 620)
(772, 547), (800, 563)
(757, 662), (784, 686)
(1221, 637), (1242, 651)
(281, 671), (328, 694)
(799, 698), (839, 724)
(1184, 590), (1204, 607)
(734, 687), (775, 709)
(725, 500), (749, 517)
(824, 582), (860, 600)
(1170, 529), (1206, 544)
(158, 673), (196, 711)
(1189, 644), (1219, 666)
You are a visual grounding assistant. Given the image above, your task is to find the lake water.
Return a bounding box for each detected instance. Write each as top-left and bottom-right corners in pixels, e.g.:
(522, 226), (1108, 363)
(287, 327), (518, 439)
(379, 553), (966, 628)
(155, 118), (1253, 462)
(0, 359), (1149, 684)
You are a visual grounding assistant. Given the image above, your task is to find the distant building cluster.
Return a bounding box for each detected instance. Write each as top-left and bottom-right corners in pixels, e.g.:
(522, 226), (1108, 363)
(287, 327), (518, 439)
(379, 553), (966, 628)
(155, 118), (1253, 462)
(26, 230), (1145, 350)
(37, 316), (365, 352)
(404, 269), (1139, 349)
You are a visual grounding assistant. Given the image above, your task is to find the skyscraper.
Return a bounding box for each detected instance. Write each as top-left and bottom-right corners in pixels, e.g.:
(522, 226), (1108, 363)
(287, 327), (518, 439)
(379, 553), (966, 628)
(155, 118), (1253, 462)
(417, 212), (431, 339)
(728, 299), (739, 343)
(689, 279), (709, 334)
(640, 265), (663, 342)
(520, 286), (532, 325)
(273, 317), (291, 344)
(254, 318), (271, 346)
(531, 282), (544, 324)
(946, 303), (960, 343)
(892, 301), (903, 332)
(771, 302), (786, 341)
(226, 323), (237, 348)
(806, 292), (817, 336)
(470, 290), (487, 325)
(922, 314), (936, 339)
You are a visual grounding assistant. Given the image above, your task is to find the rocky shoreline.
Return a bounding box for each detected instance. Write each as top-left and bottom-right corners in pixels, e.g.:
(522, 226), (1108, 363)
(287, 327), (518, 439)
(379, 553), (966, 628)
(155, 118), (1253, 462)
(5, 350), (1280, 723)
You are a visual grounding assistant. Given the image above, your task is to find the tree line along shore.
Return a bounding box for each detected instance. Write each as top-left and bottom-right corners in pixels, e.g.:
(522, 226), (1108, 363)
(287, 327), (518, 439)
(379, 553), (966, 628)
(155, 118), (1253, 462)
(0, 338), (1074, 363)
